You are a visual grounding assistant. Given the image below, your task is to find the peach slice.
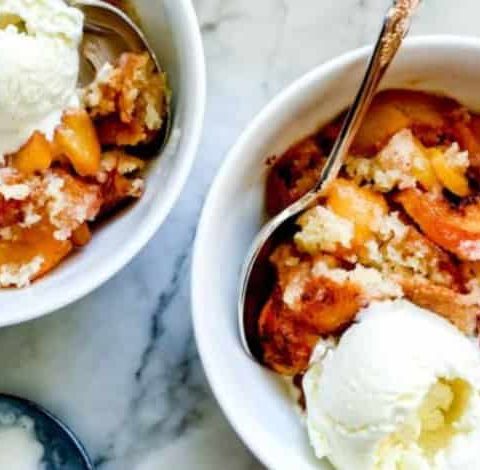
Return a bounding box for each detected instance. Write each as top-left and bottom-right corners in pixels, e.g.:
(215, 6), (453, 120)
(0, 220), (72, 282)
(327, 178), (388, 245)
(54, 109), (101, 176)
(396, 188), (480, 261)
(387, 90), (446, 129)
(354, 99), (410, 153)
(11, 132), (52, 175)
(429, 148), (470, 197)
(410, 141), (439, 191)
(353, 90), (448, 153)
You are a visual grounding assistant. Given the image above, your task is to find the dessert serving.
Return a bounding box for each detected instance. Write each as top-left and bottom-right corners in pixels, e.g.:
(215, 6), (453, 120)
(257, 89), (480, 468)
(0, 0), (168, 288)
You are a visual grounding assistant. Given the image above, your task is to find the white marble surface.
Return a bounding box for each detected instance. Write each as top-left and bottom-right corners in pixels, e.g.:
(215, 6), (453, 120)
(1, 0), (480, 468)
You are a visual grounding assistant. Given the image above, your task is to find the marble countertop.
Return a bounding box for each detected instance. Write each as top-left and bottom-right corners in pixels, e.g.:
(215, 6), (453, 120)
(1, 0), (480, 468)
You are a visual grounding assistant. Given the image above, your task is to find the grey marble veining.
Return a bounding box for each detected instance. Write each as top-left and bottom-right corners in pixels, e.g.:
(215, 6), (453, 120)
(0, 0), (480, 468)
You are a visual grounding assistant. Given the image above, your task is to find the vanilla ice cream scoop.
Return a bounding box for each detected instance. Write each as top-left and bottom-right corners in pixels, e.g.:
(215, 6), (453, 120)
(0, 0), (83, 157)
(304, 300), (480, 470)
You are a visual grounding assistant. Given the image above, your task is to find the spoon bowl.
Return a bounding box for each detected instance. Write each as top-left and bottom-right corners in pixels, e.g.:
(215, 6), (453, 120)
(0, 395), (92, 469)
(72, 0), (160, 81)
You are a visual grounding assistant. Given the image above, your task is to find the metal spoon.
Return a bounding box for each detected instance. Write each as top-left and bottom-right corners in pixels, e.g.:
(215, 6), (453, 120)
(238, 0), (422, 365)
(0, 394), (93, 469)
(70, 0), (171, 147)
(69, 0), (160, 82)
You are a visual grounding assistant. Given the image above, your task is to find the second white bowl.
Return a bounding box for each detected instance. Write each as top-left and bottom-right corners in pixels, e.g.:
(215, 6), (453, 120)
(192, 36), (480, 470)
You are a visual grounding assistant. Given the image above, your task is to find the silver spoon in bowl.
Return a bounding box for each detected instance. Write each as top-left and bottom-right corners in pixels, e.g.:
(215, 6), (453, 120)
(238, 0), (422, 365)
(69, 0), (160, 83)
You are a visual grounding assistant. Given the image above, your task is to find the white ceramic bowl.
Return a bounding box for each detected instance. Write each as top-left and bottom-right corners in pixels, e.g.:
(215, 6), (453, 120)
(1, 0), (206, 326)
(192, 36), (480, 470)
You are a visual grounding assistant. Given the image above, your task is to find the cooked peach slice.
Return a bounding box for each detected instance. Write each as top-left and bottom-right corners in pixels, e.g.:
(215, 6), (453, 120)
(429, 148), (470, 197)
(0, 220), (72, 282)
(353, 90), (448, 153)
(399, 277), (479, 335)
(327, 178), (388, 245)
(412, 156), (439, 191)
(388, 90), (446, 129)
(410, 141), (439, 191)
(11, 132), (52, 174)
(396, 188), (480, 261)
(354, 99), (410, 153)
(54, 109), (101, 176)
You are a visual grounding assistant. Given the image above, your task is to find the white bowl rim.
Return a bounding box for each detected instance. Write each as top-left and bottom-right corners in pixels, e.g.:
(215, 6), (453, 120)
(2, 0), (206, 327)
(191, 35), (480, 469)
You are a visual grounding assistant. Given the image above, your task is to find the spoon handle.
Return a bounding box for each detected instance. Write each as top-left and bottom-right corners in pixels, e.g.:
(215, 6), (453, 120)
(314, 0), (421, 195)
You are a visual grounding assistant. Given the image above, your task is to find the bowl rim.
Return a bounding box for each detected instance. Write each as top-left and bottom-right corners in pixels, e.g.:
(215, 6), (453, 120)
(191, 35), (480, 469)
(1, 0), (206, 327)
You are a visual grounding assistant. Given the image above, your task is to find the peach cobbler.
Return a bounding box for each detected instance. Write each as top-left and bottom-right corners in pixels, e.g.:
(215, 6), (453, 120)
(0, 0), (169, 288)
(259, 90), (480, 375)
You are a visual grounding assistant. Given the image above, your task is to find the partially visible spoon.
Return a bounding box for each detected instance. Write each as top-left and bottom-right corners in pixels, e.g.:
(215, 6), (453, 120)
(238, 0), (422, 365)
(0, 394), (92, 469)
(69, 0), (160, 83)
(70, 0), (171, 147)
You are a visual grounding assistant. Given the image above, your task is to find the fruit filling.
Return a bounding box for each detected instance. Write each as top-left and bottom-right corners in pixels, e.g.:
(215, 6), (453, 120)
(0, 52), (169, 288)
(261, 90), (480, 375)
